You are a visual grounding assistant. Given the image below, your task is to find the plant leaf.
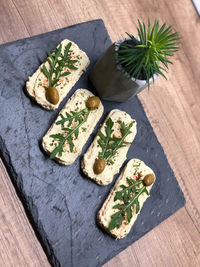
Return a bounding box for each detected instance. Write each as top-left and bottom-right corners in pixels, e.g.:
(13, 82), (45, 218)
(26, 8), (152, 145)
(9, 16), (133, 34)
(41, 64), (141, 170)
(42, 64), (49, 78)
(115, 20), (180, 86)
(41, 42), (79, 88)
(108, 177), (150, 230)
(97, 118), (135, 164)
(60, 71), (71, 77)
(50, 109), (90, 159)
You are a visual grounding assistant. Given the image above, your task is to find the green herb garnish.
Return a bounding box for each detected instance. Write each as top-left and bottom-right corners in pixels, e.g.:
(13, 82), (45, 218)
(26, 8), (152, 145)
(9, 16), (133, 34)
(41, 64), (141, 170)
(42, 42), (78, 88)
(97, 118), (134, 164)
(50, 108), (90, 159)
(115, 19), (180, 86)
(56, 108), (89, 128)
(81, 127), (87, 132)
(133, 162), (141, 175)
(108, 178), (149, 230)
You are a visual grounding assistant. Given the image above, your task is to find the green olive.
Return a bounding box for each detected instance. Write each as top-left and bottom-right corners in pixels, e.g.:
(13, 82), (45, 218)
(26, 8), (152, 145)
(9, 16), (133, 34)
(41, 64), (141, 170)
(46, 87), (59, 105)
(143, 174), (155, 186)
(86, 96), (100, 110)
(93, 158), (106, 174)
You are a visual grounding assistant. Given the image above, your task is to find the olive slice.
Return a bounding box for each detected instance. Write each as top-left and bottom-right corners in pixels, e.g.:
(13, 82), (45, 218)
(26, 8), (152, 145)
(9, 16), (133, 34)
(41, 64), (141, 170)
(143, 174), (155, 186)
(46, 87), (59, 105)
(93, 158), (106, 174)
(86, 96), (100, 110)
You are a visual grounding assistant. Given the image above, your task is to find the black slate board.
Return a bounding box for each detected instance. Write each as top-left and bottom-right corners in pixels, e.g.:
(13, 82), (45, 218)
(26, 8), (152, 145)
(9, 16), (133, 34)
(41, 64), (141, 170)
(0, 19), (185, 267)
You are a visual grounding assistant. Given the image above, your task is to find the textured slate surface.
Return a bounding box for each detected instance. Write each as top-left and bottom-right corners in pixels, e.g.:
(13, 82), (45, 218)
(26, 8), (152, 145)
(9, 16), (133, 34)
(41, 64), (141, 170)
(0, 19), (185, 267)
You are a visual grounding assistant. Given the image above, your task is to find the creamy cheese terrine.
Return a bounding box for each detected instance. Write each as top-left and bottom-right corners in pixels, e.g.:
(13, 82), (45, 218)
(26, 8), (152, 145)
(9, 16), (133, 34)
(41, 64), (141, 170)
(42, 89), (104, 165)
(97, 159), (156, 239)
(26, 39), (90, 110)
(81, 109), (137, 185)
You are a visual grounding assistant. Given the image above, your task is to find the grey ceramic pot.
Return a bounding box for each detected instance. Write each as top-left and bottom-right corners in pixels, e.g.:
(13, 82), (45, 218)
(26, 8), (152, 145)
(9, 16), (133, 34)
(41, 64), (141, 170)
(89, 38), (158, 102)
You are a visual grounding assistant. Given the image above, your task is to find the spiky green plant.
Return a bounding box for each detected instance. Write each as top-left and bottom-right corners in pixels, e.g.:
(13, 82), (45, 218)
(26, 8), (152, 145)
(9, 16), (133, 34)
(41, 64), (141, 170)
(115, 20), (180, 86)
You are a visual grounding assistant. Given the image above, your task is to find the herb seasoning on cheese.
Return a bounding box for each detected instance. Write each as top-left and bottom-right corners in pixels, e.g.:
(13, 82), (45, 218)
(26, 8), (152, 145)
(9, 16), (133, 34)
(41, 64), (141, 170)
(50, 108), (90, 159)
(50, 95), (100, 159)
(108, 171), (155, 230)
(42, 42), (78, 105)
(97, 159), (156, 239)
(26, 40), (90, 110)
(42, 89), (103, 165)
(93, 117), (135, 174)
(82, 110), (137, 185)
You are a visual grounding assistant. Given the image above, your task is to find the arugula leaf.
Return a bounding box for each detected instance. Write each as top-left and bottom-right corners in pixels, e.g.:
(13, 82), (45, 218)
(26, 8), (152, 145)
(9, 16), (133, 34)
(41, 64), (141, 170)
(60, 71), (71, 77)
(97, 118), (135, 164)
(49, 134), (66, 158)
(50, 109), (90, 159)
(42, 64), (50, 78)
(56, 108), (89, 128)
(108, 211), (124, 230)
(108, 178), (149, 230)
(42, 42), (78, 88)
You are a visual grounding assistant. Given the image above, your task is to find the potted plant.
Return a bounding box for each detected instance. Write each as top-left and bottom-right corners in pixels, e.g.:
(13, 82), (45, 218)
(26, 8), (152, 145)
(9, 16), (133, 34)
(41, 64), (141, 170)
(89, 20), (180, 102)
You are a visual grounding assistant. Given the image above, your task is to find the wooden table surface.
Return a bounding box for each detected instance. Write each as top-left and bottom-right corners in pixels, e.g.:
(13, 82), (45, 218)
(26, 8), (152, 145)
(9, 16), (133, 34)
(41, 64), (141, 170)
(0, 0), (199, 266)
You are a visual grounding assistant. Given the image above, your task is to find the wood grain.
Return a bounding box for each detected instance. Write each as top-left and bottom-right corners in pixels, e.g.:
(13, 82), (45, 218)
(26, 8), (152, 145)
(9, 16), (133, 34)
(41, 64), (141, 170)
(0, 0), (199, 266)
(0, 160), (49, 266)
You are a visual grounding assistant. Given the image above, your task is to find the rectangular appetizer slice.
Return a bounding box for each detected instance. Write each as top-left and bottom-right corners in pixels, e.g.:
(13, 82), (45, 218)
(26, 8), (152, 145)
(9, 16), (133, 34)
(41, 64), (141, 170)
(42, 89), (103, 165)
(81, 109), (137, 185)
(26, 39), (90, 110)
(97, 159), (156, 239)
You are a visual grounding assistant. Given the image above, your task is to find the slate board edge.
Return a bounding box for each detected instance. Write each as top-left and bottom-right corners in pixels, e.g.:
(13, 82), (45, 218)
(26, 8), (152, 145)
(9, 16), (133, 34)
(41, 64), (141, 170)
(0, 136), (60, 266)
(0, 18), (108, 48)
(0, 20), (186, 267)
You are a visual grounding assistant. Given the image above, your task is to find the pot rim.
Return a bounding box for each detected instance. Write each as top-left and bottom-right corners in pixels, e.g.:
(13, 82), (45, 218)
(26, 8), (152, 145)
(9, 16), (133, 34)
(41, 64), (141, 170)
(115, 37), (158, 85)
